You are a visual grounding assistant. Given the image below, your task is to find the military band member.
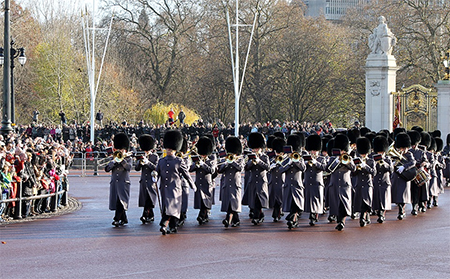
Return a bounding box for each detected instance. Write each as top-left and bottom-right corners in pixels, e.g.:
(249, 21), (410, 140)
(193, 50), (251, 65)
(408, 130), (429, 215)
(280, 134), (306, 229)
(433, 137), (445, 206)
(426, 137), (441, 209)
(371, 135), (393, 223)
(136, 134), (159, 224)
(391, 132), (416, 220)
(352, 137), (376, 227)
(156, 130), (196, 235)
(245, 132), (270, 225)
(105, 133), (132, 227)
(178, 137), (190, 226)
(269, 137), (286, 222)
(303, 134), (327, 226)
(218, 136), (244, 228)
(190, 136), (216, 225)
(326, 134), (356, 231)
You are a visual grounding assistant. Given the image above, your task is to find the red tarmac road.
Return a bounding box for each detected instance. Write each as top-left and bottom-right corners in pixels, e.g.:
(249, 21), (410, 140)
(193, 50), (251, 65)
(1, 176), (449, 278)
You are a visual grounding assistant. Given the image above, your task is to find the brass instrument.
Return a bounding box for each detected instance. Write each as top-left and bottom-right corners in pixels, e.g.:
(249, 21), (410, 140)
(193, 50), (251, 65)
(113, 150), (128, 163)
(290, 152), (301, 161)
(275, 154), (285, 164)
(303, 154), (317, 166)
(216, 154), (243, 166)
(387, 144), (418, 182)
(340, 152), (351, 165)
(354, 157), (366, 171)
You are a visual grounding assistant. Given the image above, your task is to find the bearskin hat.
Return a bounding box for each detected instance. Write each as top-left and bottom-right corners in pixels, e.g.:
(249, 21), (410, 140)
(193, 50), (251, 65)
(248, 132), (266, 149)
(326, 138), (335, 156)
(334, 133), (350, 152)
(356, 137), (371, 155)
(180, 137), (188, 154)
(347, 128), (360, 145)
(411, 126), (424, 133)
(429, 137), (436, 152)
(395, 132), (411, 149)
(293, 131), (306, 148)
(393, 127), (406, 138)
(322, 137), (330, 153)
(287, 134), (302, 152)
(365, 132), (376, 145)
(272, 137), (286, 153)
(373, 135), (389, 153)
(197, 136), (213, 156)
(113, 133), (130, 151)
(306, 134), (322, 151)
(138, 134), (155, 152)
(419, 131), (431, 149)
(273, 131), (285, 139)
(407, 130), (421, 146)
(225, 136), (242, 155)
(360, 127), (371, 137)
(447, 134), (450, 146)
(431, 130), (441, 138)
(267, 135), (276, 149)
(435, 137), (444, 152)
(163, 129), (183, 151)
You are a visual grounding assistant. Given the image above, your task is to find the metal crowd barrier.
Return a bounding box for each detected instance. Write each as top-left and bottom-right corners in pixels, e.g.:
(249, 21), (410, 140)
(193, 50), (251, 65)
(0, 180), (69, 220)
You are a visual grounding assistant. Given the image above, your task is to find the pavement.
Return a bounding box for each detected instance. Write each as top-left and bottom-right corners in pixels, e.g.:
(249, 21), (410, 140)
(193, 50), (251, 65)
(1, 176), (449, 279)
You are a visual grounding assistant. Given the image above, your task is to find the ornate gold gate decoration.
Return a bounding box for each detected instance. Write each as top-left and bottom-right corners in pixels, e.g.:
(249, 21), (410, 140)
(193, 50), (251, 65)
(393, 84), (438, 131)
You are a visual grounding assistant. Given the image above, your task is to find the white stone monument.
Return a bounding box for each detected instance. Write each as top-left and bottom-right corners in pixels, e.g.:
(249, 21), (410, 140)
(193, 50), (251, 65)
(435, 80), (450, 137)
(365, 16), (398, 132)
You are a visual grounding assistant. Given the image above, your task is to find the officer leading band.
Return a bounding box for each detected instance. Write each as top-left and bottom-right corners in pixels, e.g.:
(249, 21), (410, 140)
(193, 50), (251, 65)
(106, 126), (448, 234)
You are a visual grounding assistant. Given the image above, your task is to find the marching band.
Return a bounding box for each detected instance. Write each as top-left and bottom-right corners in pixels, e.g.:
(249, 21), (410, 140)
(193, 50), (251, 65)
(106, 126), (449, 234)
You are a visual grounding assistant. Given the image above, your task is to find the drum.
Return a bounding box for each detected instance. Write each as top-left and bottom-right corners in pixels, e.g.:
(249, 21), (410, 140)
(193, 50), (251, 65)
(397, 165), (417, 182)
(413, 168), (430, 186)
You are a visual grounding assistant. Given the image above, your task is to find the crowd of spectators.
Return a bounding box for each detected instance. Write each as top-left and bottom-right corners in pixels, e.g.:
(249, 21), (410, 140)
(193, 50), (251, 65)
(0, 131), (71, 222)
(15, 119), (336, 155)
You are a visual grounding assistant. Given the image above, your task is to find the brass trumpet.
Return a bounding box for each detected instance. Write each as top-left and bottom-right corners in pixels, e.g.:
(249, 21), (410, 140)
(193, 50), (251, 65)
(113, 150), (130, 163)
(290, 152), (301, 160)
(275, 154), (285, 164)
(340, 152), (351, 165)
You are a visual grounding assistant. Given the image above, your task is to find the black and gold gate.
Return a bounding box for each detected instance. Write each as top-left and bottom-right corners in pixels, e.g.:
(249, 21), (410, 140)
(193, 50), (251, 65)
(393, 84), (438, 131)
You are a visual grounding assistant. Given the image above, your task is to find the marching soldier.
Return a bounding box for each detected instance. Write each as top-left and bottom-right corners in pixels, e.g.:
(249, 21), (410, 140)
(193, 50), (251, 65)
(326, 134), (356, 231)
(391, 132), (416, 220)
(303, 134), (327, 226)
(433, 137), (445, 206)
(407, 130), (429, 215)
(136, 134), (159, 224)
(245, 132), (270, 225)
(155, 130), (196, 235)
(218, 136), (244, 228)
(105, 133), (132, 227)
(269, 137), (286, 222)
(371, 135), (394, 223)
(352, 137), (376, 227)
(178, 137), (190, 226)
(280, 134), (306, 229)
(190, 136), (217, 225)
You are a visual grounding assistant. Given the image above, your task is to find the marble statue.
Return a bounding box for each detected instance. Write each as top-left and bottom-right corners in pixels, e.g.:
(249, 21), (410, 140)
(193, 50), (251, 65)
(368, 16), (397, 55)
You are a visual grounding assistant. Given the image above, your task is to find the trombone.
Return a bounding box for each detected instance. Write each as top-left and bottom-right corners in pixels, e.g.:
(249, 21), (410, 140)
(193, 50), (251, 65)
(113, 150), (132, 163)
(216, 154), (243, 166)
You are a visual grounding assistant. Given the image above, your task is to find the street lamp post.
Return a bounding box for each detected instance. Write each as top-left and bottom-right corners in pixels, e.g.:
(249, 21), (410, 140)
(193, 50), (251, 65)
(0, 41), (27, 127)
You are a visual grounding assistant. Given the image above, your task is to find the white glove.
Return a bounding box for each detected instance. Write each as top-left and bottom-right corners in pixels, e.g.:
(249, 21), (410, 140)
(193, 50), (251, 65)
(397, 166), (405, 174)
(311, 159), (317, 165)
(142, 158), (150, 165)
(270, 163), (276, 169)
(226, 159), (233, 164)
(360, 163), (367, 168)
